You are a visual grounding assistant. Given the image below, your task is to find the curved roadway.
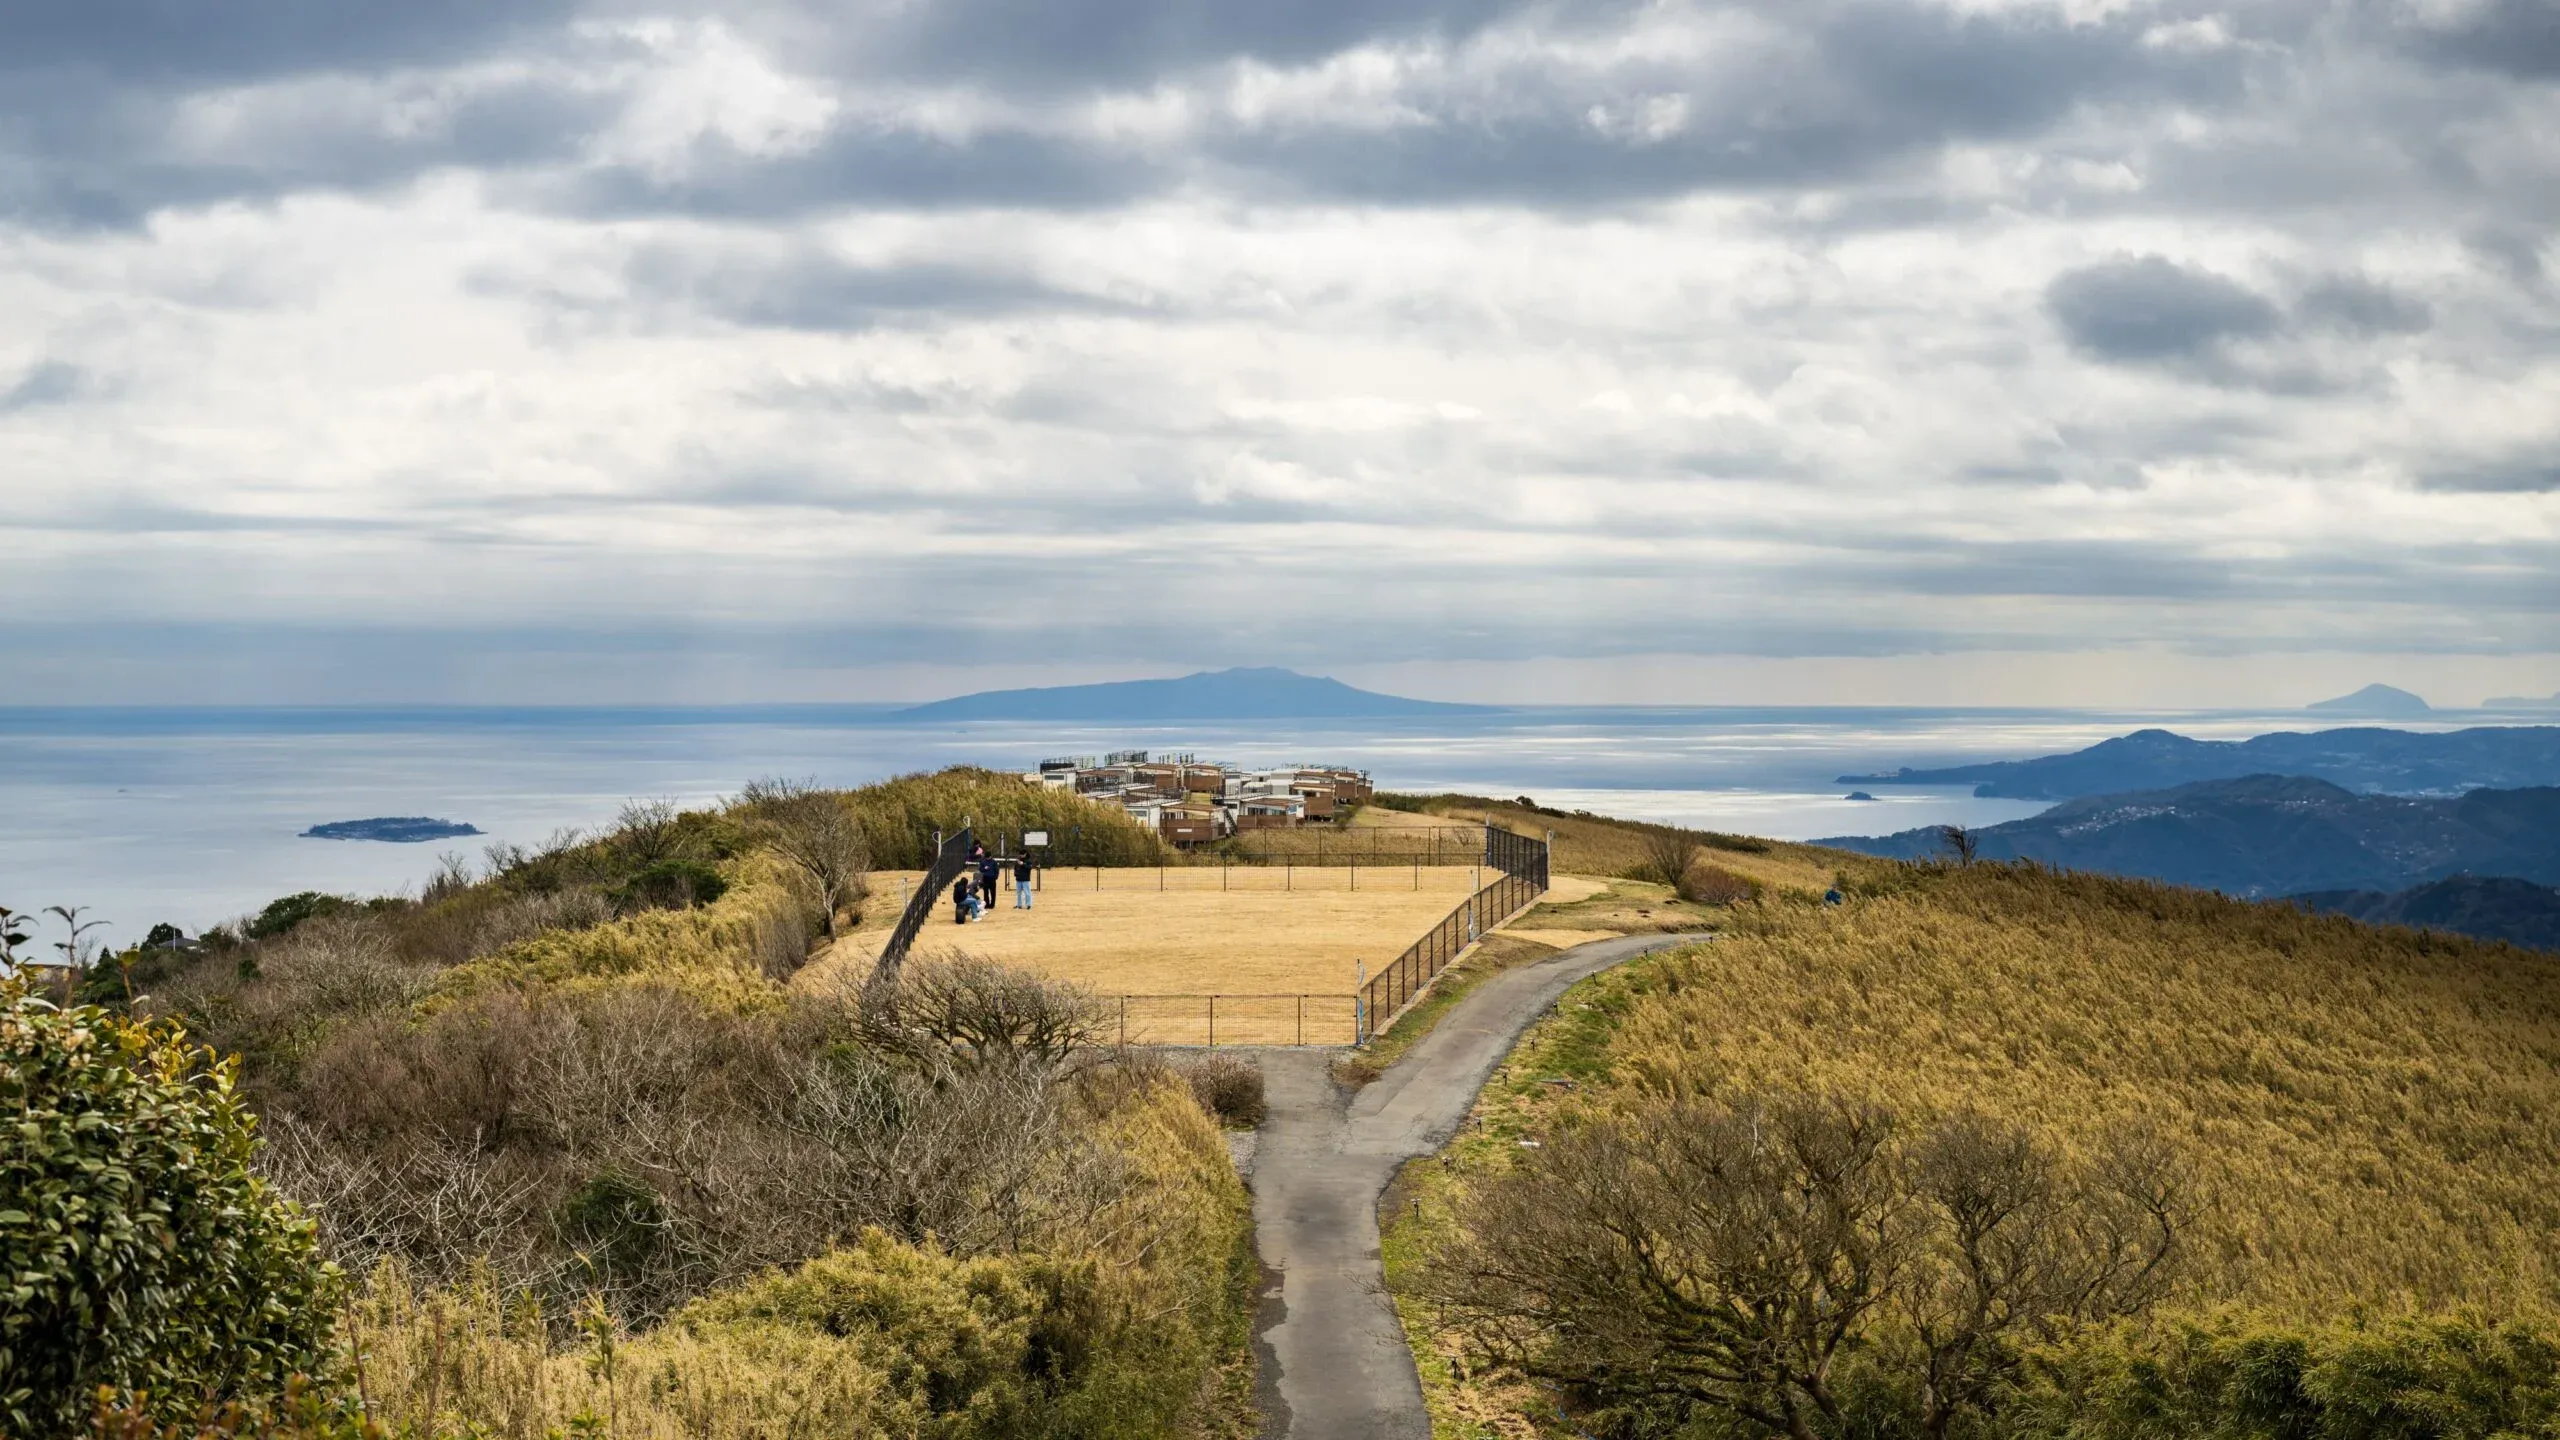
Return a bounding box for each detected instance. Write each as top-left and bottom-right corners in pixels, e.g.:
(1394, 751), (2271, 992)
(1247, 933), (1688, 1439)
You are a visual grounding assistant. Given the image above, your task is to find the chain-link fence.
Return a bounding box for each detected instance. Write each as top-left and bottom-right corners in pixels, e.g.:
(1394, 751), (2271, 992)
(1355, 826), (1551, 1044)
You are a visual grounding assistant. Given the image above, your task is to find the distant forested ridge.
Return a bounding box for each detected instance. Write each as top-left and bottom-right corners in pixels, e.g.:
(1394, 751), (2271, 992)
(1821, 775), (2560, 898)
(2288, 875), (2560, 953)
(1839, 725), (2560, 799)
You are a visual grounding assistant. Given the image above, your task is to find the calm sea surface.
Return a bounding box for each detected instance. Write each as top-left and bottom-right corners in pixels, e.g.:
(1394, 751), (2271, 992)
(0, 704), (2459, 939)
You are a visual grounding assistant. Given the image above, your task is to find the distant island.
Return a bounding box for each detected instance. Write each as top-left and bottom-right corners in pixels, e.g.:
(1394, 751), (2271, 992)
(301, 817), (484, 843)
(2305, 682), (2431, 718)
(2488, 690), (2560, 710)
(894, 666), (1492, 722)
(1838, 724), (2560, 800)
(1819, 775), (2560, 898)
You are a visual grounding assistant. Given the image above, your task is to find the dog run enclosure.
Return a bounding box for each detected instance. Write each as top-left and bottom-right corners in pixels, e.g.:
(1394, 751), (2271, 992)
(1105, 824), (1551, 1047)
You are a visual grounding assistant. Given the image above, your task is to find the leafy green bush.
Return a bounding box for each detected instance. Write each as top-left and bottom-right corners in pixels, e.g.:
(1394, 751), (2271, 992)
(245, 893), (355, 941)
(611, 858), (729, 913)
(557, 1169), (671, 1285)
(2013, 1315), (2560, 1440)
(1, 983), (336, 1435)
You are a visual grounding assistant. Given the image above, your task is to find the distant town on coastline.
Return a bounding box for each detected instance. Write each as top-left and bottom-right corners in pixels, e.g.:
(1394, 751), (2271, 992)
(1027, 751), (1372, 846)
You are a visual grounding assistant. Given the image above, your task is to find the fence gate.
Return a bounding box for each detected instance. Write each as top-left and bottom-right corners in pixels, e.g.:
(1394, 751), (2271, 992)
(872, 825), (974, 983)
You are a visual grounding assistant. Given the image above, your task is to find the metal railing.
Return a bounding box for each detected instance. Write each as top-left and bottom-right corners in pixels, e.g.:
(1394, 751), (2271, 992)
(1105, 993), (1358, 1047)
(1355, 826), (1550, 1044)
(873, 826), (974, 981)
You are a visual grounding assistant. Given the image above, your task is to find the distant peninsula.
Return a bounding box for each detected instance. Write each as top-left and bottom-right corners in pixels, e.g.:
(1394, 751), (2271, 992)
(1837, 724), (2560, 800)
(894, 666), (1493, 722)
(1819, 775), (2560, 898)
(301, 817), (483, 843)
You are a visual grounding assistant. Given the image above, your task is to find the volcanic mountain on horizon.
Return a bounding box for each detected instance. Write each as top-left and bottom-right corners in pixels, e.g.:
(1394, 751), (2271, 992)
(893, 667), (1491, 722)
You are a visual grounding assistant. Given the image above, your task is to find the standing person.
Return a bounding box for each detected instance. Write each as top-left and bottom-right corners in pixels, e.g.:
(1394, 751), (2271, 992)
(1013, 851), (1035, 909)
(952, 873), (975, 924)
(978, 851), (1002, 908)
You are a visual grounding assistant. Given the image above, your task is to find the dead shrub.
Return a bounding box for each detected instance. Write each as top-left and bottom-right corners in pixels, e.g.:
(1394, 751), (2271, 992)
(1681, 860), (1764, 907)
(849, 952), (1108, 1072)
(1421, 1092), (2185, 1440)
(1177, 1051), (1267, 1129)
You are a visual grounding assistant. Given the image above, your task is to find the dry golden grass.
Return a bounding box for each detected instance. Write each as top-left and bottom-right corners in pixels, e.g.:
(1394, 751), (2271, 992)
(1381, 862), (2560, 1437)
(1369, 796), (1860, 894)
(1516, 876), (1721, 935)
(803, 865), (1495, 1043)
(1481, 863), (2560, 1318)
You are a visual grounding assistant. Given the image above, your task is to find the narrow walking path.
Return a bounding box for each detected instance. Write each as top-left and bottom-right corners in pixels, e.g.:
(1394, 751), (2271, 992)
(1247, 933), (1689, 1439)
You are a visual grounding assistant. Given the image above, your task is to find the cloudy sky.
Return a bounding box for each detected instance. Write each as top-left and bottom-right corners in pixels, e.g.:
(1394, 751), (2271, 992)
(2, 0), (2555, 707)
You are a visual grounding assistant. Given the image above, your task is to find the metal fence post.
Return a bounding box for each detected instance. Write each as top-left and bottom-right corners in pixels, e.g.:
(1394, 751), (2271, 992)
(1208, 995), (1216, 1047)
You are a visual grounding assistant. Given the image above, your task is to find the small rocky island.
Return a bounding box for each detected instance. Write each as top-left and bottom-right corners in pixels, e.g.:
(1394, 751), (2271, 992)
(301, 816), (484, 843)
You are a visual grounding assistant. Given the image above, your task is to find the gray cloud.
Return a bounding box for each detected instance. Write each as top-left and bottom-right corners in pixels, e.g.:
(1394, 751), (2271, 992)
(0, 0), (574, 84)
(2297, 274), (2432, 335)
(0, 360), (89, 412)
(2402, 0), (2560, 80)
(2417, 459), (2560, 494)
(2045, 256), (2281, 364)
(790, 0), (1582, 89)
(607, 244), (1155, 331)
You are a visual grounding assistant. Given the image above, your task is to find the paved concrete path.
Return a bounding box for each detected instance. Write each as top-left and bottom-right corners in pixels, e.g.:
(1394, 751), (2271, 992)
(1248, 933), (1688, 1440)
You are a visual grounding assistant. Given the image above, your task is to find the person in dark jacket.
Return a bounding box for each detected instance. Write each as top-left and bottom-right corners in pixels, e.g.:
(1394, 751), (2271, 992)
(1013, 852), (1035, 909)
(953, 873), (975, 924)
(978, 853), (1002, 906)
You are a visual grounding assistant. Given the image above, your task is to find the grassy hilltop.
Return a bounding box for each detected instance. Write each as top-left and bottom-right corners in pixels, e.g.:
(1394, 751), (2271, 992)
(1385, 853), (2560, 1439)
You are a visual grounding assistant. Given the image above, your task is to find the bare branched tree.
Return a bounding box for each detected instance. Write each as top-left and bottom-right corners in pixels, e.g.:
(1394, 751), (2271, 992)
(737, 777), (868, 938)
(1421, 1093), (2186, 1440)
(611, 799), (688, 868)
(1641, 828), (1699, 894)
(849, 953), (1108, 1073)
(1937, 826), (1980, 868)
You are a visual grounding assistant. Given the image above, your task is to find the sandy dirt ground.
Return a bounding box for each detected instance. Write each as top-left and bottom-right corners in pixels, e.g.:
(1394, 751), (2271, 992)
(800, 864), (1494, 1043)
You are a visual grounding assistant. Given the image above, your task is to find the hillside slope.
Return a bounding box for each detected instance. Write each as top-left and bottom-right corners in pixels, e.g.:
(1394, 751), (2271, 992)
(1823, 775), (2560, 896)
(1386, 862), (2560, 1434)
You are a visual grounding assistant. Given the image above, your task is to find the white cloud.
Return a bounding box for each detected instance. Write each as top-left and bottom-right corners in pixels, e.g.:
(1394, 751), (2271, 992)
(0, 0), (2553, 704)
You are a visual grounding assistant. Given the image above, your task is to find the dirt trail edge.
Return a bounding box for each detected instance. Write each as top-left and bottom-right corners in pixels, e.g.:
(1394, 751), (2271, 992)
(1248, 933), (1689, 1440)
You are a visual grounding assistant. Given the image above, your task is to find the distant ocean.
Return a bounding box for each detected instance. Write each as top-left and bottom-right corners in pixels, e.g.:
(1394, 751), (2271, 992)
(0, 704), (2471, 940)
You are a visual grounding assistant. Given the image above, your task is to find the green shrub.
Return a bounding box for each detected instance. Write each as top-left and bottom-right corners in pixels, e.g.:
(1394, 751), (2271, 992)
(557, 1169), (671, 1285)
(612, 858), (730, 913)
(1, 983), (336, 1435)
(2013, 1315), (2560, 1440)
(245, 893), (354, 941)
